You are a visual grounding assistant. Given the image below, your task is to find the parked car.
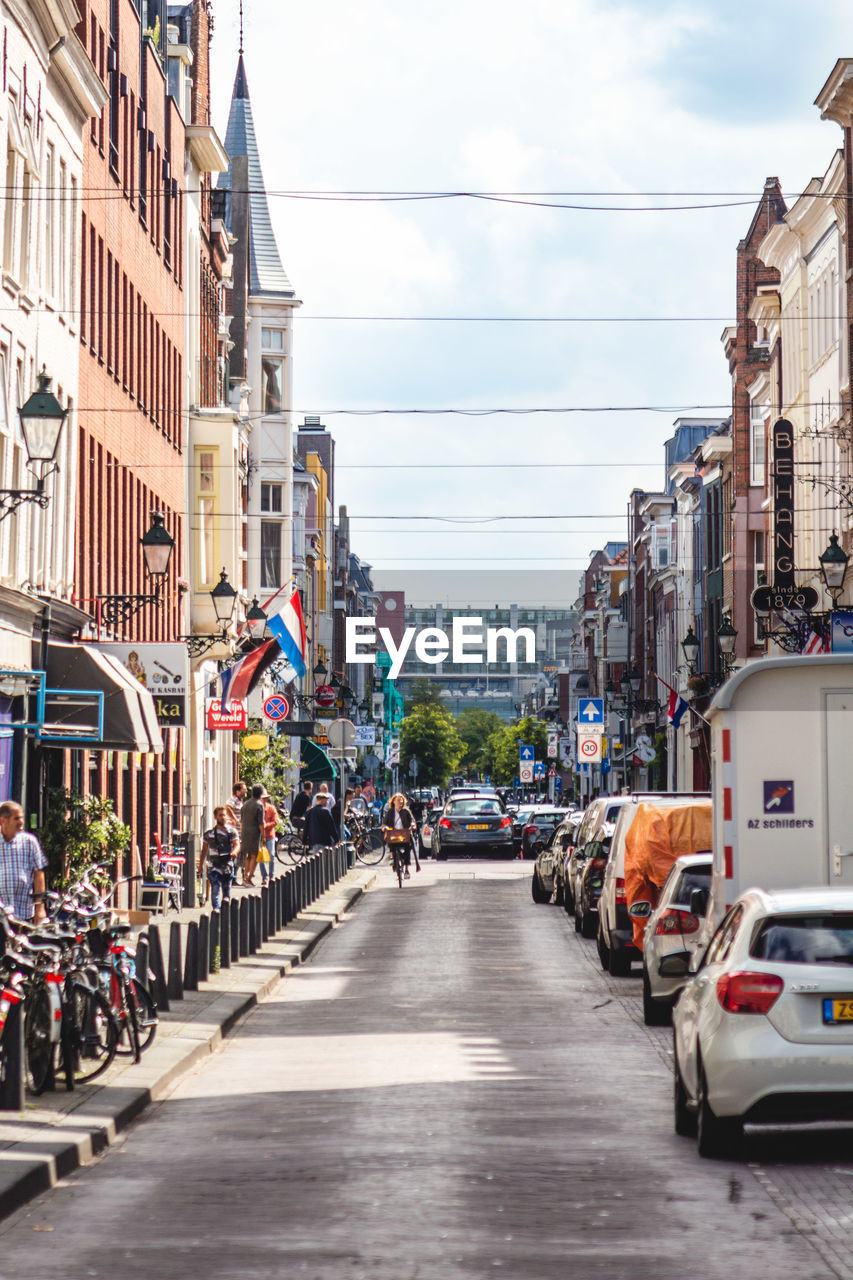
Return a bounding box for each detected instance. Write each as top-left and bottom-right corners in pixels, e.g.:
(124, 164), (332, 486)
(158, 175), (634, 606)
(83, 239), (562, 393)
(564, 796), (637, 917)
(433, 796), (514, 860)
(638, 853), (712, 1024)
(520, 807), (571, 859)
(671, 887), (853, 1158)
(550, 811), (583, 905)
(531, 826), (570, 903)
(419, 807), (444, 854)
(573, 820), (616, 937)
(597, 792), (710, 977)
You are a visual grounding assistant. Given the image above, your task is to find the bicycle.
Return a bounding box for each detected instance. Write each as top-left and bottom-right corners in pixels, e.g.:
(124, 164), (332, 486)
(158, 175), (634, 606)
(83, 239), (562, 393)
(275, 813), (308, 866)
(386, 834), (412, 887)
(347, 812), (387, 866)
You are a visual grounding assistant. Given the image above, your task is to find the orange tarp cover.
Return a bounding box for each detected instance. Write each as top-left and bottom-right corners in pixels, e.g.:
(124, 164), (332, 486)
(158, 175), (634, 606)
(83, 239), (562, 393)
(625, 802), (712, 947)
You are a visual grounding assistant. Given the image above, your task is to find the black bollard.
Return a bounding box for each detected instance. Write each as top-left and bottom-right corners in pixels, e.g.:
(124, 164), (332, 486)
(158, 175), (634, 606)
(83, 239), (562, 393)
(240, 897), (250, 955)
(248, 895), (258, 953)
(261, 886), (270, 941)
(146, 925), (170, 1013)
(135, 934), (151, 996)
(230, 898), (241, 960)
(198, 914), (210, 983)
(220, 904), (231, 969)
(184, 920), (200, 991)
(209, 910), (221, 973)
(0, 999), (24, 1111)
(167, 921), (184, 1001)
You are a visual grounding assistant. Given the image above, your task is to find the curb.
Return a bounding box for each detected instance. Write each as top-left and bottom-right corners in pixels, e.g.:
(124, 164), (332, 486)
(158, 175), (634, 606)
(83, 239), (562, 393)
(0, 869), (375, 1221)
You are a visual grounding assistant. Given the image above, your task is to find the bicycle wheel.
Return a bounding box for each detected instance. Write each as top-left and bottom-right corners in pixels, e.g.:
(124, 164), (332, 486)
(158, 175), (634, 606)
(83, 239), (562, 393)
(65, 984), (118, 1084)
(24, 985), (54, 1095)
(275, 835), (305, 866)
(355, 827), (387, 866)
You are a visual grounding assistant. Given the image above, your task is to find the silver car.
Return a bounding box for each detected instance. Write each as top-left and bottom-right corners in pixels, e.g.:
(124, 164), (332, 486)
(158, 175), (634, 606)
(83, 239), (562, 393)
(638, 853), (711, 1025)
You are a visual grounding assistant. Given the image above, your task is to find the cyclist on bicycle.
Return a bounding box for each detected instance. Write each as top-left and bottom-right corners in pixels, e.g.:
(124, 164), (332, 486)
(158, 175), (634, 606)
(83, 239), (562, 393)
(382, 793), (417, 879)
(289, 782), (313, 838)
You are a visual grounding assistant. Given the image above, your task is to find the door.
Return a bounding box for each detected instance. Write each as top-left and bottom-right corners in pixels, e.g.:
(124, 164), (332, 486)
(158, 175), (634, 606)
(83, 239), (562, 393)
(825, 691), (853, 885)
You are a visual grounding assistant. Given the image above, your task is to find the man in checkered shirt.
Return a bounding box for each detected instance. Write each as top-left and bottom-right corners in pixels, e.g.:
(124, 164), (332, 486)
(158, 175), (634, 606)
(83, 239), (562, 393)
(0, 801), (47, 922)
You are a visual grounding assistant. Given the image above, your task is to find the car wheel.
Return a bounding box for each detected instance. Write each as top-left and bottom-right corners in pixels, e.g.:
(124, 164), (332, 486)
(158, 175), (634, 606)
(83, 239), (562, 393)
(608, 944), (632, 977)
(531, 871), (550, 904)
(643, 968), (672, 1026)
(673, 1046), (696, 1137)
(553, 881), (564, 907)
(596, 924), (610, 971)
(581, 909), (597, 939)
(697, 1064), (743, 1159)
(564, 884), (574, 915)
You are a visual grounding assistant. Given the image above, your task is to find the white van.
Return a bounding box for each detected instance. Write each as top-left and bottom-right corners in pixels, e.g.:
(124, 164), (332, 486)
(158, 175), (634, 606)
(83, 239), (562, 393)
(597, 792), (709, 976)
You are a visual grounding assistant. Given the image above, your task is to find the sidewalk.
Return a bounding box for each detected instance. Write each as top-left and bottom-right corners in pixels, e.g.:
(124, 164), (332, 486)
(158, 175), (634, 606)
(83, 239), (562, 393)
(0, 866), (376, 1220)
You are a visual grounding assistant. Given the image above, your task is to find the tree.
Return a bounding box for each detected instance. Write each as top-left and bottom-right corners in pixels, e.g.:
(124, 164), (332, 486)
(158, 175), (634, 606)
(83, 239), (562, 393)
(38, 788), (132, 890)
(238, 720), (297, 808)
(403, 676), (446, 714)
(481, 716), (549, 784)
(400, 704), (465, 787)
(454, 707), (503, 777)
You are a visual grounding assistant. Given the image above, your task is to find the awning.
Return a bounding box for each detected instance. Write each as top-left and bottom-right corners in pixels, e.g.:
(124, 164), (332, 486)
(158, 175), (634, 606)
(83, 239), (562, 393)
(300, 737), (338, 782)
(46, 643), (163, 753)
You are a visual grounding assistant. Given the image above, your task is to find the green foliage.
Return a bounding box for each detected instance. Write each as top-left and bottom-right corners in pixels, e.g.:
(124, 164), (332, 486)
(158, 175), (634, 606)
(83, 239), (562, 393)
(403, 676), (446, 714)
(38, 788), (131, 891)
(454, 707), (503, 777)
(400, 703), (465, 787)
(481, 716), (550, 784)
(237, 719), (297, 808)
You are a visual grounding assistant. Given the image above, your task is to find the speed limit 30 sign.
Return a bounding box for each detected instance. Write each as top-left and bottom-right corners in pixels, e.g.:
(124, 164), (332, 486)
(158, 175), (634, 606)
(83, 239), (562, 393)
(578, 735), (602, 763)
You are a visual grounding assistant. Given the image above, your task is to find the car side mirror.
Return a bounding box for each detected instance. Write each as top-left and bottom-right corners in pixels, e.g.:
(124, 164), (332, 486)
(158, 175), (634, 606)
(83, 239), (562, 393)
(690, 887), (709, 917)
(628, 900), (652, 919)
(658, 952), (690, 978)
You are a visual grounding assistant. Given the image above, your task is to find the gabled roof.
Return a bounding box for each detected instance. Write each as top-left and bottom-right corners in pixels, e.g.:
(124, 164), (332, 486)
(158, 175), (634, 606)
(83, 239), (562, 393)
(219, 55), (295, 299)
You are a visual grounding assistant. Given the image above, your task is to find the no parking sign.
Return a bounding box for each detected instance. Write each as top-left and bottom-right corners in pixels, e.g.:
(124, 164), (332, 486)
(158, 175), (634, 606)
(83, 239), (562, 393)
(263, 694), (290, 722)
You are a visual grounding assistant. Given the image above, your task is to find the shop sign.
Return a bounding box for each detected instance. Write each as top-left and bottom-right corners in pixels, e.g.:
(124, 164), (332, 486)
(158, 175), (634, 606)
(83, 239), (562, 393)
(98, 642), (189, 726)
(206, 698), (247, 731)
(772, 420), (795, 590)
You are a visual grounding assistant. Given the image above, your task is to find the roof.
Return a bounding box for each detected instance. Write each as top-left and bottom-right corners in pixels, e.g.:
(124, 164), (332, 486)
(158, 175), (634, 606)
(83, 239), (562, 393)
(219, 55), (295, 299)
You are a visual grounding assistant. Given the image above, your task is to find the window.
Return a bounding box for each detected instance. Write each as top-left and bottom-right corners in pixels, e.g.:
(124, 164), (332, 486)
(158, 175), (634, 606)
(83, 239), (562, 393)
(260, 482), (283, 513)
(261, 328), (283, 350)
(261, 357), (282, 414)
(3, 138), (15, 273)
(704, 904), (744, 967)
(260, 520), (281, 589)
(197, 449), (216, 587)
(44, 143), (55, 297)
(750, 400), (766, 486)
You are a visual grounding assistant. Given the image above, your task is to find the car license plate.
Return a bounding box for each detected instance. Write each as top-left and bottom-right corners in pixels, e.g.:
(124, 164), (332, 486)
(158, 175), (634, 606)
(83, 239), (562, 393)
(823, 998), (853, 1024)
(466, 824), (488, 830)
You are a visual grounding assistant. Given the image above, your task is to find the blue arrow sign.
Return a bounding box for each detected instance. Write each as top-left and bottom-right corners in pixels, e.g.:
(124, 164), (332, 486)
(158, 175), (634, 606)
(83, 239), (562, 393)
(519, 744), (535, 763)
(578, 698), (604, 725)
(533, 761), (546, 778)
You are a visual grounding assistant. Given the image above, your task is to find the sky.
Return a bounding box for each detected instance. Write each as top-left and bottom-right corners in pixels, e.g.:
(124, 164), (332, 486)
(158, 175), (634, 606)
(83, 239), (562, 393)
(209, 0), (853, 594)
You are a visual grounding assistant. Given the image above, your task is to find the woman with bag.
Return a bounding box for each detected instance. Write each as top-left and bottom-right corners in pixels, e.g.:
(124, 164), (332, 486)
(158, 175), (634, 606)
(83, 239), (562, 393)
(381, 793), (419, 879)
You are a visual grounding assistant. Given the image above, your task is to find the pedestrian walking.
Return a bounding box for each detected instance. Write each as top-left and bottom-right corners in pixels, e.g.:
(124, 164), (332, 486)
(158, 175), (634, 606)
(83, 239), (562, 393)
(0, 800), (48, 922)
(240, 784), (265, 885)
(198, 808), (240, 912)
(303, 793), (338, 853)
(259, 790), (278, 883)
(290, 781), (312, 834)
(230, 781), (247, 819)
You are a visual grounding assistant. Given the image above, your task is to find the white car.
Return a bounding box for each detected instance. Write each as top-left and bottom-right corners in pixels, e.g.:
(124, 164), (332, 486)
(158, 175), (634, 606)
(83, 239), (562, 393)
(638, 853), (711, 1025)
(671, 886), (853, 1158)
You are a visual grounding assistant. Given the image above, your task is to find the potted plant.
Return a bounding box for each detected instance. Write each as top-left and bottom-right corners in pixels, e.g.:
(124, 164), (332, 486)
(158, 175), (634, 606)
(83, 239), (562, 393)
(686, 674), (708, 699)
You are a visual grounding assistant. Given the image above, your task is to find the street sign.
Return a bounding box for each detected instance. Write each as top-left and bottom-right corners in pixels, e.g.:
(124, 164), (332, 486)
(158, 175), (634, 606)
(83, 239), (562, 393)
(354, 724), (376, 746)
(327, 718), (356, 749)
(547, 733), (558, 758)
(314, 684), (336, 708)
(547, 765), (557, 777)
(386, 738), (400, 765)
(578, 698), (604, 725)
(263, 694), (290, 722)
(577, 733), (602, 762)
(533, 761), (546, 779)
(519, 763), (533, 783)
(554, 776), (562, 791)
(636, 742), (656, 765)
(519, 744), (535, 763)
(206, 698), (247, 731)
(409, 757), (419, 777)
(362, 751), (381, 777)
(242, 733), (268, 750)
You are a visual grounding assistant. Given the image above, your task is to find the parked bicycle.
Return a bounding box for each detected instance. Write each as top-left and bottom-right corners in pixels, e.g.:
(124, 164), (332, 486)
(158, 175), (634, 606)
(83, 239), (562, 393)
(347, 811), (387, 866)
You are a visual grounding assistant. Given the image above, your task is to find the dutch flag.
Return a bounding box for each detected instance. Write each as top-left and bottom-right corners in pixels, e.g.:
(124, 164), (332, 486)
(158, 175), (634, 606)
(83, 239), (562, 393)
(265, 589), (308, 680)
(667, 690), (689, 729)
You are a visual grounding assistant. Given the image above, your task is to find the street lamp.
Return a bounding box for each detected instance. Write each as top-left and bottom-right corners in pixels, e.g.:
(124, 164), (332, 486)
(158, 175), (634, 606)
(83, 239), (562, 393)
(681, 625), (700, 672)
(313, 659), (328, 682)
(245, 597), (268, 642)
(820, 533), (849, 606)
(0, 369), (68, 519)
(140, 511), (175, 578)
(210, 568), (237, 626)
(100, 510), (175, 625)
(716, 612), (738, 663)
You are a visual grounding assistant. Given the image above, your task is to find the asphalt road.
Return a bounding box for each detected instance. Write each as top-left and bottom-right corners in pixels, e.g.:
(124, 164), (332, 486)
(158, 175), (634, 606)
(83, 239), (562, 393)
(0, 862), (841, 1280)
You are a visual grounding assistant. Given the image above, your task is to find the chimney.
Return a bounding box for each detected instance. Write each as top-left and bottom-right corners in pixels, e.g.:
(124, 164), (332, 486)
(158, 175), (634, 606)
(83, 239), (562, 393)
(189, 0), (211, 126)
